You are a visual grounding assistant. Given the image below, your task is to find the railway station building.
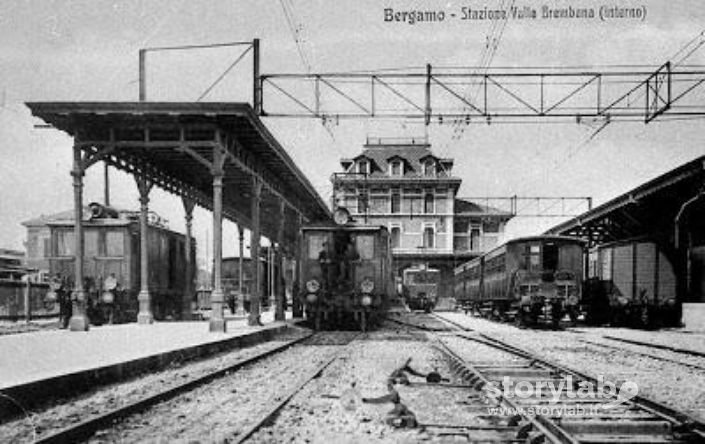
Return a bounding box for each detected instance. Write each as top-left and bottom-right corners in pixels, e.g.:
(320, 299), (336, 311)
(331, 136), (513, 304)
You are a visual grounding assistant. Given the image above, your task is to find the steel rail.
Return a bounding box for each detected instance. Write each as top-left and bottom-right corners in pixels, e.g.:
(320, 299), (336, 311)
(473, 332), (705, 440)
(232, 333), (361, 443)
(602, 335), (705, 359)
(34, 331), (315, 444)
(428, 313), (705, 441)
(433, 333), (568, 444)
(578, 338), (705, 372)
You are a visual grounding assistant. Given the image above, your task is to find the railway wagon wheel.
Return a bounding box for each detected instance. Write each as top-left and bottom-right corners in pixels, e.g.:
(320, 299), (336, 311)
(640, 305), (652, 329)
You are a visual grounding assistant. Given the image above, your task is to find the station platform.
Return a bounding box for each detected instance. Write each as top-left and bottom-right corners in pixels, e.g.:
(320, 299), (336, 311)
(0, 311), (300, 417)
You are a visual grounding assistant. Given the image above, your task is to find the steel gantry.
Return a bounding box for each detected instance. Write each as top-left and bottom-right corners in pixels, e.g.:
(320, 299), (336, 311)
(257, 63), (704, 125)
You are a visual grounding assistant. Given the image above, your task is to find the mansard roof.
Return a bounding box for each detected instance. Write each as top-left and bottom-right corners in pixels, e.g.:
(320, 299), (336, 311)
(356, 144), (450, 177)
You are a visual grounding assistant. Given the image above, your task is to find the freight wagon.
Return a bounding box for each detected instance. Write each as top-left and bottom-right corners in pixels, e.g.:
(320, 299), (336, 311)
(587, 238), (680, 328)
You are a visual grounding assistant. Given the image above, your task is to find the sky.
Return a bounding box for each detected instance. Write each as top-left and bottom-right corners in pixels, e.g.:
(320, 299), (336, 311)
(0, 0), (704, 261)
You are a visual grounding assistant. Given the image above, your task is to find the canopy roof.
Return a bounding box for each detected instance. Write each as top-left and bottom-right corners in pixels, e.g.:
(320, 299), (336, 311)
(27, 102), (331, 244)
(546, 155), (705, 248)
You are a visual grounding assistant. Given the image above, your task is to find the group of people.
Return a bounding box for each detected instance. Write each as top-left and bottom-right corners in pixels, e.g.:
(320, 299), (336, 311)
(318, 238), (360, 290)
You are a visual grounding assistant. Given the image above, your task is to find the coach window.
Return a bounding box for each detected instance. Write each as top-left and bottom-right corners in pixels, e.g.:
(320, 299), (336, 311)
(106, 231), (125, 257)
(84, 230), (100, 258)
(356, 235), (375, 260)
(308, 234), (327, 260)
(527, 244), (541, 269)
(424, 192), (434, 214)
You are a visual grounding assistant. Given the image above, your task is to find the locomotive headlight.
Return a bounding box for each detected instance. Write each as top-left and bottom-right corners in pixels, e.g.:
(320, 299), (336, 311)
(101, 291), (115, 304)
(305, 279), (321, 293)
(306, 293), (318, 303)
(45, 290), (58, 303)
(567, 295), (579, 306)
(360, 278), (375, 294)
(49, 280), (62, 292)
(361, 294), (372, 306)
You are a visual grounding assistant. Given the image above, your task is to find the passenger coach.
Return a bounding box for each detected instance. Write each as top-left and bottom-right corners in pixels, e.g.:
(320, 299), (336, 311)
(455, 235), (584, 327)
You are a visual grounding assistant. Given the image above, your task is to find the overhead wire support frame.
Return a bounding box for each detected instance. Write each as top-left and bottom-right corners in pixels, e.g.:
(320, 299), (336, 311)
(138, 40), (261, 106)
(258, 64), (705, 124)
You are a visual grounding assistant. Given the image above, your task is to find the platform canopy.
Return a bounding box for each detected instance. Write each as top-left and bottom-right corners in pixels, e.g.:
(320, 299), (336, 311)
(546, 155), (705, 249)
(27, 102), (331, 244)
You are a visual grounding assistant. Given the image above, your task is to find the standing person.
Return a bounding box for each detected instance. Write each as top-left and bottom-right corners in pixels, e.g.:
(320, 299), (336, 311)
(243, 290), (251, 314)
(341, 238), (359, 282)
(53, 274), (71, 329)
(318, 241), (332, 289)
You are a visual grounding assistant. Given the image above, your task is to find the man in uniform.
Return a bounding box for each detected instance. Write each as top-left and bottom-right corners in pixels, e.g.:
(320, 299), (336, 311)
(318, 241), (333, 289)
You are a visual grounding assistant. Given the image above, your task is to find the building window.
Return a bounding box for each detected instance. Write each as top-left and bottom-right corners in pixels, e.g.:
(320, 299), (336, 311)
(56, 231), (75, 256)
(424, 193), (434, 214)
(391, 226), (401, 248)
(391, 191), (400, 213)
(358, 160), (369, 175)
(423, 226), (435, 248)
(470, 228), (481, 251)
(423, 160), (436, 176)
(357, 193), (367, 213)
(390, 160), (402, 176)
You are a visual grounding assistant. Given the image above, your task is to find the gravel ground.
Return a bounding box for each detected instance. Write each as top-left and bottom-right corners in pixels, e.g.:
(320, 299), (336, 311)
(87, 331), (359, 443)
(436, 312), (705, 422)
(0, 327), (311, 443)
(249, 327), (521, 444)
(384, 311), (453, 331)
(571, 326), (705, 355)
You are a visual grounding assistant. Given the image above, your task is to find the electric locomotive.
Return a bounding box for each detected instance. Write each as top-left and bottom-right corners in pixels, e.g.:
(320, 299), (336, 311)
(402, 266), (439, 312)
(455, 235), (584, 327)
(43, 203), (195, 323)
(299, 210), (394, 331)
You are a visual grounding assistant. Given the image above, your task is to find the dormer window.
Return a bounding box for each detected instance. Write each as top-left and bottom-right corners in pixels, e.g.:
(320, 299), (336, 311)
(423, 159), (436, 177)
(390, 160), (403, 176)
(358, 160), (370, 175)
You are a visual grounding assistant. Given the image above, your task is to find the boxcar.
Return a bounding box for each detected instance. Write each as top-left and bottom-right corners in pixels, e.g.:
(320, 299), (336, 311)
(299, 223), (393, 331)
(45, 205), (195, 323)
(587, 239), (679, 327)
(455, 235), (584, 327)
(402, 266), (440, 312)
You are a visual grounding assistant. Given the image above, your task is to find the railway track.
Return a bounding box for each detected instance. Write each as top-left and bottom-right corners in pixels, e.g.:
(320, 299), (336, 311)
(33, 331), (326, 444)
(410, 312), (705, 443)
(234, 332), (361, 443)
(602, 335), (705, 359)
(578, 338), (705, 373)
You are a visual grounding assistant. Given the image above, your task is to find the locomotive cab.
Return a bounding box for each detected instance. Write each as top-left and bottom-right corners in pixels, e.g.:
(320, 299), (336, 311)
(299, 223), (392, 331)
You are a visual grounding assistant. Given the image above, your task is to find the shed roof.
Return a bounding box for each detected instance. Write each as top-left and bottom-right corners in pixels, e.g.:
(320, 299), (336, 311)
(26, 102), (331, 244)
